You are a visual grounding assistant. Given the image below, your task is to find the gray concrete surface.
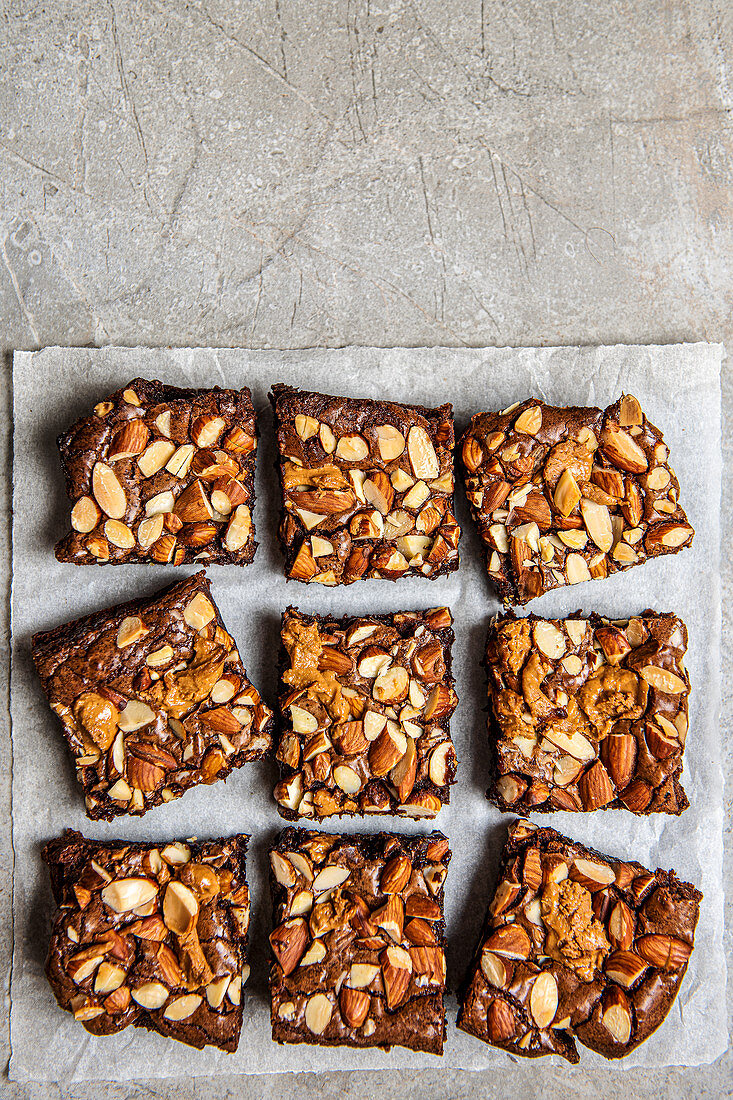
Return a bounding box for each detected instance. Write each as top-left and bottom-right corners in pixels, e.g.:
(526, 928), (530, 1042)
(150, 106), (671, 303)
(0, 1), (731, 1096)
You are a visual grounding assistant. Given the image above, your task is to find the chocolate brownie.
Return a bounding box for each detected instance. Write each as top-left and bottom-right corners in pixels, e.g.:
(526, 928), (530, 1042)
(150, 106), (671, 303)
(31, 572), (273, 819)
(43, 829), (250, 1051)
(458, 819), (701, 1062)
(486, 610), (690, 814)
(274, 607), (458, 820)
(269, 829), (450, 1054)
(55, 378), (258, 565)
(270, 384), (460, 583)
(459, 394), (694, 604)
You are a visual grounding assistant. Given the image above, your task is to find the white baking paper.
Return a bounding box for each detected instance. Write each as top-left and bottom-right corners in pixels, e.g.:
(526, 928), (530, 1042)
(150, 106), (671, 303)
(9, 344), (726, 1081)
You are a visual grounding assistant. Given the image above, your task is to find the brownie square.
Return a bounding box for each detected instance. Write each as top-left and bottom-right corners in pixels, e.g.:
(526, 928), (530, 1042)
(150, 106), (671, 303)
(458, 819), (701, 1062)
(31, 572), (273, 820)
(55, 378), (258, 566)
(269, 829), (450, 1054)
(459, 394), (694, 605)
(270, 384), (460, 584)
(486, 610), (690, 815)
(42, 829), (251, 1052)
(273, 607), (458, 820)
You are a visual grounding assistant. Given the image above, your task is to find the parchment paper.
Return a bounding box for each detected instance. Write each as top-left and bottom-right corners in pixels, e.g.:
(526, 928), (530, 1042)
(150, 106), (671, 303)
(9, 344), (726, 1081)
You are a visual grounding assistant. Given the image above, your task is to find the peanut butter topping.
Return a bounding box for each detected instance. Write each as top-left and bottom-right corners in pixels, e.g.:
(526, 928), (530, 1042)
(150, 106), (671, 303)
(540, 879), (610, 981)
(281, 619), (350, 722)
(577, 665), (647, 737)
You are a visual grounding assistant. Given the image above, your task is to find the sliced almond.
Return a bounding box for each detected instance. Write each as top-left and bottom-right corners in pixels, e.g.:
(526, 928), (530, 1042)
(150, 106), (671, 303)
(138, 440), (176, 477)
(92, 462), (126, 519)
(71, 496), (101, 533)
(407, 426), (439, 479)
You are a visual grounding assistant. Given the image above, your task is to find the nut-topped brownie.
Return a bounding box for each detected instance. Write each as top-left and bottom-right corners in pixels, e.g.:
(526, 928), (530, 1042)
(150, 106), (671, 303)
(458, 819), (701, 1062)
(486, 611), (690, 815)
(31, 572), (273, 820)
(269, 829), (450, 1054)
(459, 394), (694, 605)
(43, 830), (250, 1051)
(274, 607), (458, 820)
(270, 384), (460, 584)
(55, 378), (258, 566)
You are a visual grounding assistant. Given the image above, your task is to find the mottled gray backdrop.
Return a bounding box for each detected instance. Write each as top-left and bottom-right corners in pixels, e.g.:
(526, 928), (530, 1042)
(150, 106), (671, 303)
(0, 1), (730, 1096)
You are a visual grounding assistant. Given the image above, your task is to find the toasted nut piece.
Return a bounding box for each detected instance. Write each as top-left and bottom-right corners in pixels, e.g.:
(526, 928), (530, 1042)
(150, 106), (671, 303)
(363, 470), (395, 515)
(373, 665), (409, 704)
(602, 732), (636, 789)
(533, 621), (566, 659)
(312, 864), (351, 893)
(340, 987), (370, 1027)
(514, 405), (542, 435)
(428, 741), (455, 787)
(304, 992), (333, 1034)
(183, 592), (215, 630)
(118, 699), (156, 733)
(608, 900), (635, 950)
(485, 924), (531, 960)
(391, 467), (415, 492)
(131, 982), (169, 1009)
(578, 761), (615, 810)
(381, 854), (412, 894)
(480, 949), (507, 988)
(166, 444), (195, 478)
(369, 723), (407, 776)
(402, 479), (431, 511)
(300, 940), (326, 966)
(164, 994), (202, 1021)
(529, 971), (558, 1028)
(270, 852), (296, 887)
(290, 704), (318, 735)
(407, 426), (439, 479)
(101, 877), (158, 914)
(71, 496), (101, 533)
(636, 933), (691, 970)
(290, 542), (318, 581)
(554, 469), (581, 516)
(349, 962), (380, 988)
(163, 880), (199, 935)
(602, 988), (632, 1044)
(224, 505), (252, 551)
(580, 498), (613, 552)
(376, 424), (406, 460)
(605, 950), (648, 988)
(487, 998), (516, 1041)
(601, 425), (648, 472)
(92, 462), (126, 519)
(270, 917), (308, 975)
(206, 975), (232, 1008)
(135, 513), (164, 550)
(571, 857), (615, 890)
(137, 439), (176, 477)
(295, 414), (319, 440)
(391, 736), (417, 801)
(646, 522), (693, 550)
(191, 415), (226, 447)
(333, 764), (362, 794)
(336, 434), (369, 462)
(380, 945), (412, 1009)
(639, 666), (687, 694)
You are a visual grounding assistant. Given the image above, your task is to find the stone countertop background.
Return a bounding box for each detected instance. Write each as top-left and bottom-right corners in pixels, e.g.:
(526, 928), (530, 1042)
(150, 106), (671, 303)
(0, 1), (730, 1096)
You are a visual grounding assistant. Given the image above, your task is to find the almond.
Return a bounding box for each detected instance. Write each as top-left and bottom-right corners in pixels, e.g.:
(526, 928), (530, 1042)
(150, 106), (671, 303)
(71, 496), (101, 533)
(138, 440), (176, 477)
(602, 987), (632, 1044)
(601, 425), (648, 473)
(191, 415), (226, 447)
(409, 944), (445, 983)
(578, 760), (615, 810)
(300, 992), (332, 1035)
(108, 420), (149, 461)
(605, 950), (647, 988)
(407, 425), (439, 479)
(163, 880), (199, 935)
(391, 736), (417, 801)
(372, 894), (404, 942)
(529, 971), (557, 1028)
(269, 917), (308, 975)
(339, 986), (370, 1029)
(224, 505), (252, 551)
(381, 854), (412, 894)
(174, 480), (213, 523)
(101, 878), (158, 914)
(380, 945), (412, 1009)
(619, 777), (652, 812)
(514, 405), (542, 435)
(570, 857), (615, 890)
(369, 723), (407, 776)
(487, 997), (516, 1041)
(428, 741), (455, 787)
(608, 900), (635, 950)
(602, 733), (636, 790)
(639, 665), (687, 695)
(376, 424), (406, 460)
(405, 918), (436, 945)
(636, 934), (691, 970)
(485, 924), (531, 960)
(92, 462), (126, 519)
(404, 894), (441, 921)
(594, 625), (631, 665)
(480, 949), (507, 988)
